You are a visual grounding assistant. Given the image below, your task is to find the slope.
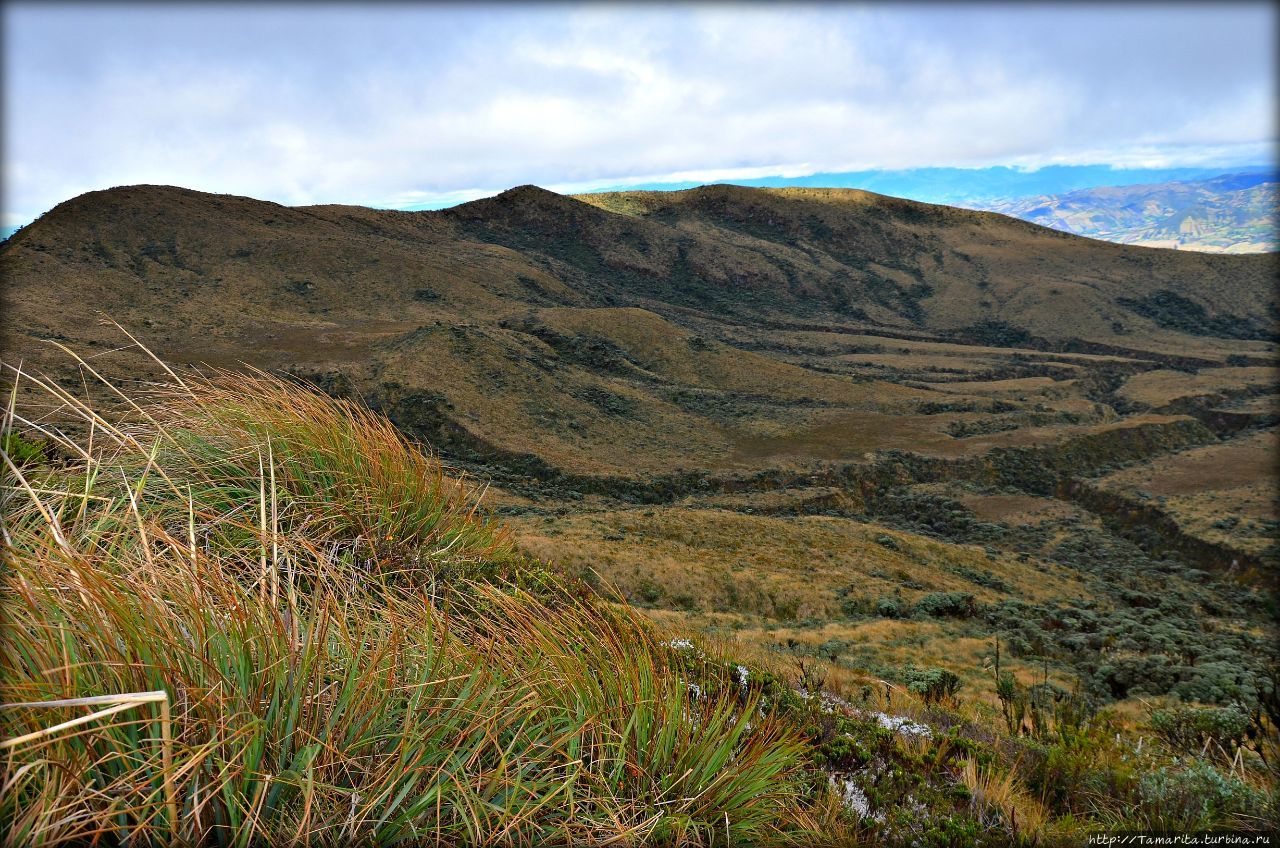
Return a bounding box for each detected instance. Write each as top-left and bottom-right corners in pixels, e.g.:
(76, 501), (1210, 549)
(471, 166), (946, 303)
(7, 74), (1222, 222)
(2, 182), (1276, 479)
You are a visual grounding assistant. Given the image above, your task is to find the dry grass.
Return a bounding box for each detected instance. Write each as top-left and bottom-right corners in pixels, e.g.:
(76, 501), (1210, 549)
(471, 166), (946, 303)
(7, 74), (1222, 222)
(511, 506), (1092, 616)
(949, 492), (1087, 525)
(1099, 428), (1278, 497)
(958, 758), (1049, 842)
(0, 356), (820, 846)
(1116, 367), (1277, 408)
(1096, 428), (1279, 556)
(508, 504), (1096, 713)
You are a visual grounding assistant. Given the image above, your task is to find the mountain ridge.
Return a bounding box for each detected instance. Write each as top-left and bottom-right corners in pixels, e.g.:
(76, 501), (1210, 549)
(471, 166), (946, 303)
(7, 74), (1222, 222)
(6, 181), (1274, 345)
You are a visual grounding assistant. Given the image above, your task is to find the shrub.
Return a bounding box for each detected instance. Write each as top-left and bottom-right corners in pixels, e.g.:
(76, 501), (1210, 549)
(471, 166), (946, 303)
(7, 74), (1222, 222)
(902, 666), (962, 706)
(839, 593), (876, 618)
(950, 565), (1009, 592)
(1134, 760), (1271, 832)
(876, 596), (903, 619)
(1149, 705), (1250, 756)
(0, 428), (46, 466)
(634, 577), (662, 605)
(914, 591), (978, 619)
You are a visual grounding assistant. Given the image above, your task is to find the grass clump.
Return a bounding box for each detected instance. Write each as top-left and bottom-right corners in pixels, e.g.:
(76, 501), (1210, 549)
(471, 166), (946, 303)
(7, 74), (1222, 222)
(957, 757), (1048, 843)
(8, 365), (529, 593)
(0, 359), (814, 846)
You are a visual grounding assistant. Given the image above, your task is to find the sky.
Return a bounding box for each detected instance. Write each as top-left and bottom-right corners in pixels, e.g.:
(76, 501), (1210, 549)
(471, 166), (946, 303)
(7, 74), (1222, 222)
(3, 2), (1276, 228)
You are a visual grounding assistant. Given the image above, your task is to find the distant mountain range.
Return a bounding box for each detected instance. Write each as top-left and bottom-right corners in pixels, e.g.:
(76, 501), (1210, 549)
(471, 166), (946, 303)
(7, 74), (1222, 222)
(587, 164), (1278, 207)
(961, 172), (1277, 253)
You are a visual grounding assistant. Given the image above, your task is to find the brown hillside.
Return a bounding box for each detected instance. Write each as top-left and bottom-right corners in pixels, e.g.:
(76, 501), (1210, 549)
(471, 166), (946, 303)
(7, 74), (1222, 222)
(2, 182), (1275, 477)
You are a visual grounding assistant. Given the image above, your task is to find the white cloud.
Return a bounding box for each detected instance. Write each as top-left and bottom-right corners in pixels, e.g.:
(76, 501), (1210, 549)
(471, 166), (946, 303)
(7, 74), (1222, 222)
(2, 3), (1274, 223)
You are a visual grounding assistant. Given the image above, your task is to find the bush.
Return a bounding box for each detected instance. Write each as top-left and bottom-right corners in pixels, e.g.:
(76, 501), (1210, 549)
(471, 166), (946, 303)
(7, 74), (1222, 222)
(1, 429), (46, 466)
(901, 666), (962, 706)
(1134, 760), (1271, 831)
(914, 591), (978, 619)
(634, 577), (663, 605)
(876, 596), (903, 619)
(950, 565), (1009, 592)
(1149, 705), (1250, 755)
(839, 594), (875, 618)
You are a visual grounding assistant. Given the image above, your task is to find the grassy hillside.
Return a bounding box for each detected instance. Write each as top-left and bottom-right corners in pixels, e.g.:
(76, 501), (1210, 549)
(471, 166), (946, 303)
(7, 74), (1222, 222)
(3, 360), (1276, 845)
(1, 183), (1275, 478)
(2, 183), (1277, 842)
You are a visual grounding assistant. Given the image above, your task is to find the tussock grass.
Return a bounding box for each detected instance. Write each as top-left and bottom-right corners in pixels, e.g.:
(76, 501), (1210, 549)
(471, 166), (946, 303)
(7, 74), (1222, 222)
(958, 757), (1047, 842)
(4, 363), (524, 593)
(1, 359), (814, 846)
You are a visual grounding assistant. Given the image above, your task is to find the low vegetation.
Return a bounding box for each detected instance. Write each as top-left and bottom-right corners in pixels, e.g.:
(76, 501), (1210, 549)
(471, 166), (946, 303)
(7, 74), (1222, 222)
(3, 350), (1277, 845)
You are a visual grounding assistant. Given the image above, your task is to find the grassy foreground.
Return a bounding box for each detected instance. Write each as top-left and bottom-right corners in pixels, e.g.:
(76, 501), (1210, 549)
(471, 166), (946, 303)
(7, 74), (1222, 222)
(3, 355), (1277, 846)
(0, 363), (818, 846)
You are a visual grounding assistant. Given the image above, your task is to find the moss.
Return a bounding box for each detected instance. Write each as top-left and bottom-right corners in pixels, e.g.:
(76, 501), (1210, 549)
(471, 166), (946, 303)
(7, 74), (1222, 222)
(2, 430), (47, 466)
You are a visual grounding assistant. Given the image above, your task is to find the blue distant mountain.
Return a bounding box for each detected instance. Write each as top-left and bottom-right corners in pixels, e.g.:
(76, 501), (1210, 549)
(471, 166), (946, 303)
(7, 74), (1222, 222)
(592, 164), (1276, 208)
(960, 171), (1277, 253)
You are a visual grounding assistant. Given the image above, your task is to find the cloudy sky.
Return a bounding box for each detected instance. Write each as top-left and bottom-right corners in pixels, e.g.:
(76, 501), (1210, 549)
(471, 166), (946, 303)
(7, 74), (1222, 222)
(3, 2), (1275, 226)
